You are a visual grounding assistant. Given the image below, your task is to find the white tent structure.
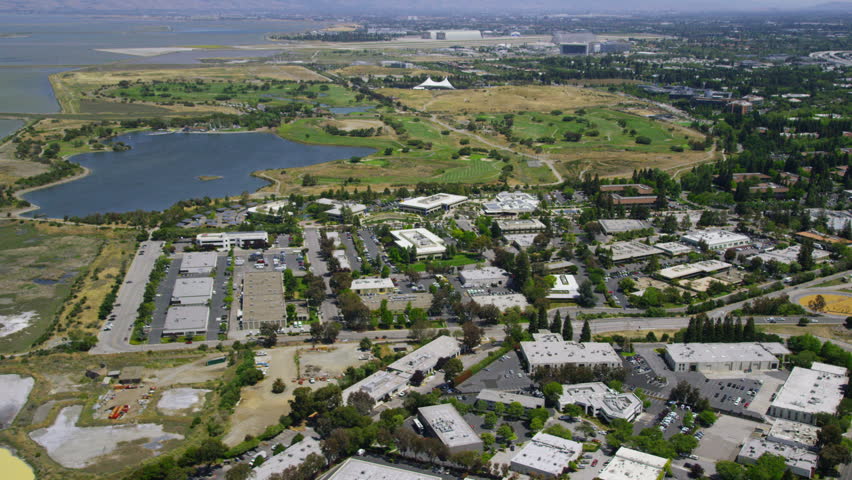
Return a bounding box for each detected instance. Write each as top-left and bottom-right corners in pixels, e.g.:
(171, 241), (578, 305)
(413, 77), (455, 90)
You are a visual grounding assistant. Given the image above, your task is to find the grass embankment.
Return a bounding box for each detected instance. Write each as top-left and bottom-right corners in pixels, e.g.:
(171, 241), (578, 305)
(0, 221), (135, 354)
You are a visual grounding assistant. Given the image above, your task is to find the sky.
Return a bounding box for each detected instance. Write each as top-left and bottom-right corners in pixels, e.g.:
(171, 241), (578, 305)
(0, 0), (843, 14)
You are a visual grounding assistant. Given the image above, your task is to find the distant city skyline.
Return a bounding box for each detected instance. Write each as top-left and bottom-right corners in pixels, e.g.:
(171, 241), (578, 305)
(0, 0), (847, 14)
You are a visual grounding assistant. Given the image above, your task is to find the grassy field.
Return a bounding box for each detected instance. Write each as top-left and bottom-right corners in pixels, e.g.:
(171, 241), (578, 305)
(798, 293), (852, 315)
(378, 85), (623, 113)
(410, 254), (483, 272)
(330, 65), (452, 78)
(0, 221), (135, 354)
(50, 65), (328, 114)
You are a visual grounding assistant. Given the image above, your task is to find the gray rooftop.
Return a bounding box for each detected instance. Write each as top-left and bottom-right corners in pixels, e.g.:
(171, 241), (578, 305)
(180, 252), (218, 274)
(251, 436), (323, 480)
(521, 334), (620, 368)
(328, 458), (440, 480)
(510, 432), (582, 476)
(476, 389), (545, 409)
(770, 363), (847, 415)
(665, 342), (790, 364)
(163, 305), (209, 334)
(418, 404), (482, 449)
(171, 277), (213, 304)
(598, 219), (652, 234)
(387, 336), (460, 374)
(738, 438), (817, 473)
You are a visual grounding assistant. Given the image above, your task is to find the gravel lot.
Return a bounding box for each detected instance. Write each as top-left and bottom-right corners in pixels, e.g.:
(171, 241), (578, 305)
(0, 374), (34, 428)
(157, 388), (210, 414)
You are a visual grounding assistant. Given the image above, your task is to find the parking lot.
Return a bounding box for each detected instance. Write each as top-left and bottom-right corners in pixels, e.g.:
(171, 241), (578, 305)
(455, 349), (535, 394)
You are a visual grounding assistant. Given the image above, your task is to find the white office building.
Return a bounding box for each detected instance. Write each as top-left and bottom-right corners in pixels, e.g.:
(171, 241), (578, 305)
(390, 228), (446, 260)
(496, 218), (547, 234)
(179, 251), (218, 275)
(342, 370), (411, 405)
(768, 362), (848, 425)
(387, 335), (460, 375)
(250, 436), (323, 480)
(460, 267), (510, 287)
(598, 447), (669, 480)
(327, 458), (440, 480)
(350, 277), (396, 295)
(483, 191), (540, 216)
(170, 277), (213, 305)
(599, 219), (653, 235)
(547, 274), (580, 300)
(195, 231), (268, 249)
(476, 389), (545, 410)
(558, 382), (643, 422)
(664, 343), (789, 373)
(520, 333), (621, 373)
(163, 305), (209, 337)
(737, 438), (817, 479)
(681, 230), (751, 251)
(510, 432), (582, 478)
(418, 404), (482, 453)
(316, 198), (367, 220)
(399, 193), (468, 215)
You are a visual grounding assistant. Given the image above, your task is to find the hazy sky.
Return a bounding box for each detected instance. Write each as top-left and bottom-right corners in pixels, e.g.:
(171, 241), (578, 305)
(0, 0), (842, 13)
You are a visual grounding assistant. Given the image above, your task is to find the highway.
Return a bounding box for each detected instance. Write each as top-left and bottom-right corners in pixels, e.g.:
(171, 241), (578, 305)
(91, 240), (164, 355)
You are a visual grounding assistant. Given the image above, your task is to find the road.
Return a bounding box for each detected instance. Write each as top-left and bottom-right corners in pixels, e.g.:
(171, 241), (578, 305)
(91, 240), (164, 355)
(303, 227), (340, 322)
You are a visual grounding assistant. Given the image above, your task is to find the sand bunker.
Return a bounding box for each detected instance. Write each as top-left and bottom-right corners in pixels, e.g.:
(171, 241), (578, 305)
(30, 406), (183, 468)
(95, 47), (196, 57)
(157, 388), (210, 414)
(0, 374), (34, 429)
(0, 312), (36, 337)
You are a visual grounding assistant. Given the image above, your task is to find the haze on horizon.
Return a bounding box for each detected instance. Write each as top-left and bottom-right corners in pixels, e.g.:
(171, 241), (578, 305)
(0, 0), (845, 15)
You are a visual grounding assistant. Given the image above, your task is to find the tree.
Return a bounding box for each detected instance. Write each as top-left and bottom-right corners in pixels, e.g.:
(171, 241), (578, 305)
(483, 411), (498, 429)
(562, 313), (573, 341)
(543, 382), (564, 408)
(580, 319), (592, 342)
(798, 240), (815, 270)
(359, 337), (372, 351)
(348, 390), (376, 416)
(272, 378), (286, 394)
(258, 322), (278, 348)
(670, 433), (699, 454)
(497, 423), (516, 443)
(809, 295), (827, 312)
(507, 401), (525, 419)
(697, 409), (716, 426)
(577, 280), (597, 308)
(550, 311), (563, 337)
(481, 432), (495, 448)
(225, 464), (252, 480)
(819, 443), (851, 473)
(715, 461), (746, 480)
(410, 370), (425, 386)
(444, 357), (464, 383)
(461, 321), (483, 351)
(562, 403), (584, 418)
(618, 277), (636, 293)
(818, 424), (843, 447)
(689, 463), (705, 479)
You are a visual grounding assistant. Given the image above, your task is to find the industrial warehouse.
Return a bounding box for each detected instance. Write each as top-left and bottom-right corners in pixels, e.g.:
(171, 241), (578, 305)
(664, 343), (790, 373)
(520, 333), (621, 373)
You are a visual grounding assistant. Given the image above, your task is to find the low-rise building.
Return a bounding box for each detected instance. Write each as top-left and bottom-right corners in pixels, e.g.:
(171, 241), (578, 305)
(767, 419), (819, 449)
(460, 267), (510, 287)
(331, 249), (351, 271)
(796, 231), (852, 246)
(510, 432), (582, 478)
(179, 251), (218, 275)
(598, 447), (669, 480)
(506, 233), (538, 250)
(251, 436), (323, 480)
(768, 362), (848, 425)
(399, 193), (468, 215)
(547, 274), (579, 300)
(654, 242), (693, 257)
(520, 333), (621, 373)
(737, 438), (817, 479)
(195, 231), (268, 249)
(483, 191), (540, 216)
(171, 277), (213, 305)
(806, 208), (852, 232)
(316, 198), (367, 220)
(658, 260), (732, 280)
(681, 230), (751, 251)
(391, 228), (446, 260)
(599, 219), (653, 235)
(350, 277), (396, 295)
(600, 184), (654, 195)
(387, 335), (460, 375)
(749, 245), (830, 265)
(476, 389), (545, 410)
(611, 194), (658, 206)
(605, 241), (664, 263)
(496, 218), (547, 234)
(241, 271), (286, 330)
(544, 260), (574, 273)
(342, 370), (410, 405)
(558, 382), (643, 422)
(163, 305), (209, 337)
(471, 293), (530, 312)
(418, 404), (482, 453)
(327, 458), (440, 480)
(664, 343), (789, 373)
(246, 200), (290, 219)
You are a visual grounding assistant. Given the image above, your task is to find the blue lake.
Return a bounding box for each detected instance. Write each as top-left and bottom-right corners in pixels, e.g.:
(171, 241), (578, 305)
(22, 131), (374, 219)
(0, 118), (24, 138)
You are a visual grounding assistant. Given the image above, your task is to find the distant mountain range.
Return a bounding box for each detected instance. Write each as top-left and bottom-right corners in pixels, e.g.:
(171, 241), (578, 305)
(1, 0), (850, 15)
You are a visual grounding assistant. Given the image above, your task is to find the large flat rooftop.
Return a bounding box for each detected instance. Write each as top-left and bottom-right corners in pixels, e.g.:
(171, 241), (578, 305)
(770, 362), (847, 415)
(510, 432), (582, 477)
(390, 228), (446, 255)
(387, 335), (460, 374)
(738, 438), (817, 474)
(599, 219), (653, 234)
(521, 334), (620, 368)
(471, 293), (530, 312)
(418, 403), (481, 449)
(665, 342), (789, 364)
(658, 260), (731, 279)
(399, 193), (468, 211)
(598, 447), (669, 480)
(606, 241), (663, 262)
(180, 251), (218, 274)
(328, 458), (441, 480)
(476, 389), (545, 409)
(163, 305), (209, 334)
(251, 436), (322, 480)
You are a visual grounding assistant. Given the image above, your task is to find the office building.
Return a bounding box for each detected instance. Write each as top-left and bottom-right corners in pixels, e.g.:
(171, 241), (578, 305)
(510, 432), (582, 478)
(418, 404), (483, 453)
(658, 260), (732, 280)
(749, 245), (830, 265)
(654, 242), (693, 257)
(195, 231), (268, 249)
(350, 277), (396, 295)
(459, 267), (510, 287)
(476, 389), (545, 410)
(390, 228), (446, 260)
(558, 382), (643, 422)
(343, 370), (411, 405)
(241, 271), (286, 330)
(316, 198), (367, 220)
(179, 252), (218, 275)
(251, 436), (323, 480)
(246, 200), (290, 219)
(681, 230), (751, 251)
(387, 335), (460, 375)
(547, 274), (579, 300)
(163, 305), (209, 337)
(171, 277), (213, 305)
(472, 293), (530, 312)
(399, 193), (467, 215)
(768, 362), (848, 425)
(520, 333), (621, 373)
(737, 438), (817, 479)
(599, 219), (653, 235)
(605, 241), (664, 263)
(664, 343), (789, 373)
(600, 184), (654, 195)
(767, 419), (819, 449)
(483, 191), (540, 216)
(327, 458), (440, 480)
(496, 218), (547, 234)
(598, 447), (669, 480)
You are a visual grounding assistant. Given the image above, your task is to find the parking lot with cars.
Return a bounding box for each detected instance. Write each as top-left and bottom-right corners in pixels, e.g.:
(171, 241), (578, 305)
(456, 349), (535, 394)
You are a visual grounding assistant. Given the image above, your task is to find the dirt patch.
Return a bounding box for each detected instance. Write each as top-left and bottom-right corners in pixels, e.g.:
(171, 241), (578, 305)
(327, 119), (385, 131)
(0, 374), (34, 429)
(93, 384), (157, 420)
(31, 399), (58, 425)
(144, 354), (230, 387)
(29, 405), (183, 469)
(157, 388), (210, 415)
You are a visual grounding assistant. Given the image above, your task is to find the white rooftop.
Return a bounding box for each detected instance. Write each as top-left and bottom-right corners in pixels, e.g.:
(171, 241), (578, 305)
(665, 342), (790, 364)
(250, 436), (323, 480)
(418, 403), (481, 449)
(559, 382), (643, 421)
(476, 389), (545, 409)
(180, 251), (218, 273)
(391, 228), (446, 255)
(343, 370), (411, 404)
(332, 250), (351, 271)
(767, 419), (820, 448)
(328, 457), (440, 480)
(738, 438), (817, 474)
(521, 334), (620, 368)
(387, 335), (460, 374)
(506, 233), (538, 248)
(658, 260), (731, 279)
(471, 293), (530, 312)
(163, 305), (209, 333)
(599, 219), (653, 234)
(351, 277), (396, 291)
(771, 363), (848, 415)
(495, 218), (547, 231)
(598, 447), (669, 480)
(460, 267), (510, 282)
(483, 191), (540, 214)
(606, 241), (664, 261)
(682, 229), (751, 247)
(510, 432), (582, 477)
(653, 242), (693, 255)
(247, 200), (289, 217)
(547, 274), (579, 299)
(399, 193), (467, 211)
(171, 277), (213, 304)
(749, 245), (830, 265)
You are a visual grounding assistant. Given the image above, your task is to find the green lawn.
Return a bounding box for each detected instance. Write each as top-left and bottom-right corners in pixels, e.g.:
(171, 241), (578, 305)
(410, 254), (483, 272)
